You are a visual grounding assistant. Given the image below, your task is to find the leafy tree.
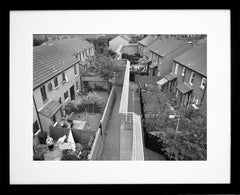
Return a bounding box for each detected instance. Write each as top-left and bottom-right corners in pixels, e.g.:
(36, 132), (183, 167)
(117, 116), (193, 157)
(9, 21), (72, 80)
(142, 86), (207, 160)
(75, 92), (104, 113)
(33, 34), (48, 46)
(156, 102), (207, 160)
(87, 53), (124, 92)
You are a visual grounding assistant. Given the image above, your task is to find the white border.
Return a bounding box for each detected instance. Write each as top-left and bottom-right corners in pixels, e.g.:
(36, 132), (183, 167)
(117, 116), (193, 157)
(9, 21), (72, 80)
(10, 10), (230, 184)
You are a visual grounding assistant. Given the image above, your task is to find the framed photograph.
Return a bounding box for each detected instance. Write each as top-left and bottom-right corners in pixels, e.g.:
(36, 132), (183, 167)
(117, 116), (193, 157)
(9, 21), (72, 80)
(7, 8), (239, 192)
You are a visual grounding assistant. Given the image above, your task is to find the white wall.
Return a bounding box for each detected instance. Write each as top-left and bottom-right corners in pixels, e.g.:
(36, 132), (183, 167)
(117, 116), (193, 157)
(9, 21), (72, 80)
(109, 36), (129, 52)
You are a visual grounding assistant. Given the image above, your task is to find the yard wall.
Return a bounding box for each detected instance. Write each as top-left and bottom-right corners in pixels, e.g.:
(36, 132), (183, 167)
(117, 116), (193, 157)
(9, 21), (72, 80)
(88, 128), (102, 160)
(81, 76), (106, 90)
(135, 75), (162, 85)
(49, 126), (70, 141)
(100, 85), (116, 132)
(71, 128), (96, 144)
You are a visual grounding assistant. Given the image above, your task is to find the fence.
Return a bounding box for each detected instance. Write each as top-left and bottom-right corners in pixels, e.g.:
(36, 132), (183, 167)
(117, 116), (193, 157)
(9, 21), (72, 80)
(144, 132), (167, 159)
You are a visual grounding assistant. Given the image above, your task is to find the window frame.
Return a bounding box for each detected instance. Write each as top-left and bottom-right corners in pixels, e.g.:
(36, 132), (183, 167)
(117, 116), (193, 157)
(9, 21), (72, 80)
(181, 67), (186, 76)
(62, 72), (66, 84)
(200, 77), (206, 89)
(54, 77), (59, 88)
(174, 63), (178, 75)
(189, 71), (195, 85)
(64, 90), (69, 102)
(47, 82), (53, 92)
(76, 81), (79, 91)
(74, 64), (77, 76)
(40, 85), (47, 102)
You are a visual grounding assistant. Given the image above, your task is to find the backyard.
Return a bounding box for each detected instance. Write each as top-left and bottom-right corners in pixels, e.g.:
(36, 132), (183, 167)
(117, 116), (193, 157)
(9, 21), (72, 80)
(140, 84), (207, 160)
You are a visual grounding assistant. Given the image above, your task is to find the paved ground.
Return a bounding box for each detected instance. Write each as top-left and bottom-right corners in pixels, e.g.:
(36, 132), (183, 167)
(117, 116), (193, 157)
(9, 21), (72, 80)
(100, 86), (122, 160)
(143, 147), (166, 160)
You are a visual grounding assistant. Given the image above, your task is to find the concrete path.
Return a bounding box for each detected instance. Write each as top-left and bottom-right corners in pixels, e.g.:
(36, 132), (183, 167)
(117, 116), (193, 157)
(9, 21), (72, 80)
(100, 86), (122, 160)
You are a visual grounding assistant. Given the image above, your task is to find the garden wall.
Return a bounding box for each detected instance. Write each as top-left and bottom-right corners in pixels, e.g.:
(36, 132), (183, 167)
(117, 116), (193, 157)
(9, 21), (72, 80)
(100, 85), (116, 132)
(135, 75), (162, 85)
(71, 128), (96, 145)
(49, 126), (70, 141)
(88, 128), (102, 160)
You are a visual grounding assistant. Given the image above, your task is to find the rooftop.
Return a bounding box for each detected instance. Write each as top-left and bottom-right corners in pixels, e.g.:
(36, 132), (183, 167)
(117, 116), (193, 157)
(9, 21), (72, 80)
(174, 43), (207, 77)
(33, 37), (94, 89)
(138, 35), (158, 47)
(149, 38), (188, 57)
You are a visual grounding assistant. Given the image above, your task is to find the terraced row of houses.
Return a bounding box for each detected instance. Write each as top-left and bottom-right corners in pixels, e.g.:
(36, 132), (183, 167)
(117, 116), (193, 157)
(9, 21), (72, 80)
(137, 35), (207, 109)
(33, 37), (95, 136)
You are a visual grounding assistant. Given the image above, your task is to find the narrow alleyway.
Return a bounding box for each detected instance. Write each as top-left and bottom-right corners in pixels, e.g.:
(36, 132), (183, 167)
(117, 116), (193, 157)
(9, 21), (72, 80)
(128, 81), (166, 160)
(100, 86), (122, 160)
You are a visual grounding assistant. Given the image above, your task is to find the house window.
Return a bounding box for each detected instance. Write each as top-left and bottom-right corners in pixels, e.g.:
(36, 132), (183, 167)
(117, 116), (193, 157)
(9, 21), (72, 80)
(33, 120), (40, 134)
(62, 72), (66, 84)
(76, 81), (79, 91)
(40, 85), (47, 102)
(64, 90), (69, 101)
(200, 78), (206, 89)
(174, 63), (178, 75)
(47, 82), (53, 92)
(74, 64), (77, 76)
(58, 97), (62, 104)
(189, 72), (195, 85)
(181, 67), (186, 76)
(54, 77), (58, 88)
(52, 114), (56, 124)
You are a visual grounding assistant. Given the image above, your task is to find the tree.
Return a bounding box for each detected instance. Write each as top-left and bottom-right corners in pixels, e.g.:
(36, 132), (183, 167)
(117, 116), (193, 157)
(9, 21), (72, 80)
(141, 85), (207, 160)
(87, 53), (124, 92)
(156, 102), (207, 160)
(33, 34), (48, 46)
(75, 92), (104, 113)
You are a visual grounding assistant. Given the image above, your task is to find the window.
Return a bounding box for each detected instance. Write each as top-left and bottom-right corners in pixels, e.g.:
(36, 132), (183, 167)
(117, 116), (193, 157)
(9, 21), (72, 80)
(62, 72), (66, 84)
(33, 120), (40, 134)
(64, 91), (69, 101)
(54, 77), (58, 88)
(74, 65), (77, 76)
(174, 63), (178, 75)
(40, 85), (47, 102)
(200, 78), (206, 89)
(47, 82), (53, 92)
(189, 72), (195, 85)
(181, 67), (186, 76)
(76, 81), (79, 91)
(52, 114), (56, 124)
(58, 97), (62, 104)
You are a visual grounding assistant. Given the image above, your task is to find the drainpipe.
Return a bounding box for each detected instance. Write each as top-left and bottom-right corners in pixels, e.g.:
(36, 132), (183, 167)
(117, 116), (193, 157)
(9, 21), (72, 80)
(33, 95), (43, 132)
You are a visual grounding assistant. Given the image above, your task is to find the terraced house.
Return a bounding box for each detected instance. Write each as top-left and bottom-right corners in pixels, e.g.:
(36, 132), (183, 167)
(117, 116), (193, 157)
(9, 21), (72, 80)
(163, 42), (207, 108)
(33, 37), (95, 136)
(138, 35), (158, 58)
(148, 38), (193, 77)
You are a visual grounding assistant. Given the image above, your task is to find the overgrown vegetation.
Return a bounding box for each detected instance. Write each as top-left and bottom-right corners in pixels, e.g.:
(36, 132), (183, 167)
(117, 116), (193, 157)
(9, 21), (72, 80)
(141, 87), (207, 160)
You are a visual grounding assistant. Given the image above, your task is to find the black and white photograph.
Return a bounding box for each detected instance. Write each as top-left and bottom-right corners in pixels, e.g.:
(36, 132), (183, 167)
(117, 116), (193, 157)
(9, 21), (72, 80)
(9, 10), (232, 185)
(32, 34), (207, 161)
